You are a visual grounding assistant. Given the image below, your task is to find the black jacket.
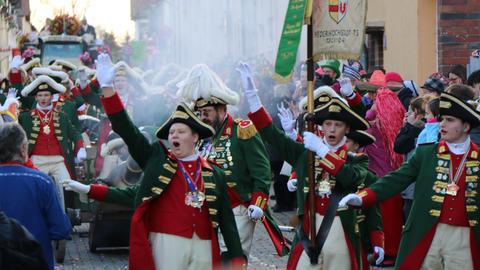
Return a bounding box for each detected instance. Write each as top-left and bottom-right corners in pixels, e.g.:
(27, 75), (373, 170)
(394, 121), (424, 154)
(397, 87), (414, 111)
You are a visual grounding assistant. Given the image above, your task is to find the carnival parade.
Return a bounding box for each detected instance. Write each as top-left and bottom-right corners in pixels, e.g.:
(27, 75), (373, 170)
(0, 0), (479, 269)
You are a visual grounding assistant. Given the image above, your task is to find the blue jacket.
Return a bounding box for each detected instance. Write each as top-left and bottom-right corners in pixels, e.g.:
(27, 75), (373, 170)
(0, 164), (71, 270)
(416, 122), (440, 145)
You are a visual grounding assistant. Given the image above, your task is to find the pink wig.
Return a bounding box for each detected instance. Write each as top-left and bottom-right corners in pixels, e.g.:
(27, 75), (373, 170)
(375, 89), (406, 169)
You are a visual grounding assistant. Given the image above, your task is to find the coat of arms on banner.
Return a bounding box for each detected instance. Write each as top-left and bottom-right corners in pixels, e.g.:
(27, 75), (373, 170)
(329, 0), (347, 24)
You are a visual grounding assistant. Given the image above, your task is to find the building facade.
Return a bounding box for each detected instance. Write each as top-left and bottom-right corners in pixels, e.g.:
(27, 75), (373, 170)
(0, 0), (32, 76)
(129, 0), (479, 82)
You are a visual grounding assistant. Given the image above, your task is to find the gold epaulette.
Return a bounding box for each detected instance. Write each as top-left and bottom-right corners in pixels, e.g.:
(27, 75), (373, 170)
(235, 119), (257, 140)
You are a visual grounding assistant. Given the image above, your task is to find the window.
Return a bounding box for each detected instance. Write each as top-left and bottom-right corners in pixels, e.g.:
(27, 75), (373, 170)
(365, 27), (384, 72)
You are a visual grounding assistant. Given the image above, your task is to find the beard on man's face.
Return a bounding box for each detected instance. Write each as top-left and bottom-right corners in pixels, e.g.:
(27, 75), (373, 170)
(210, 116), (223, 132)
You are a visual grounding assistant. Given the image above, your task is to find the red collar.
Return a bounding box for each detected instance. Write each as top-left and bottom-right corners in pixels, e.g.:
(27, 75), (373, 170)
(335, 144), (349, 159)
(437, 140), (479, 159)
(221, 114), (233, 136)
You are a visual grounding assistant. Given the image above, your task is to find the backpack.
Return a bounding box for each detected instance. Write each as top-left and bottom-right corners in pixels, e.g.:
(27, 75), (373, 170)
(0, 212), (49, 270)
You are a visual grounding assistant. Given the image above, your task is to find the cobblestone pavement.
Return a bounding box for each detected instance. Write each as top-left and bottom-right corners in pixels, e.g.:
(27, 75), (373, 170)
(56, 208), (296, 270)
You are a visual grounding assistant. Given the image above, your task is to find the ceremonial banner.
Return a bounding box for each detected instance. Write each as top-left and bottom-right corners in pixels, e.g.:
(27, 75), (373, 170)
(274, 0), (307, 83)
(312, 0), (367, 60)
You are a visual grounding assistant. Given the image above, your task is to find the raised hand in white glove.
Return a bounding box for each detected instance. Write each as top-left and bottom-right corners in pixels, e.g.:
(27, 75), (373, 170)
(374, 246), (385, 265)
(303, 131), (329, 158)
(1, 88), (19, 110)
(61, 179), (90, 194)
(236, 62), (262, 113)
(95, 53), (114, 88)
(247, 205), (264, 220)
(7, 88), (17, 99)
(287, 179), (298, 192)
(277, 103), (297, 139)
(76, 147), (87, 163)
(338, 193), (363, 208)
(10, 55), (23, 70)
(78, 69), (88, 89)
(339, 77), (355, 99)
(236, 62), (256, 90)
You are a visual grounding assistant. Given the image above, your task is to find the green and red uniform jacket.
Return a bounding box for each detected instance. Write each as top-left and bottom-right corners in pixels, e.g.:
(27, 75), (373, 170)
(358, 141), (480, 269)
(19, 109), (84, 178)
(204, 113), (271, 211)
(248, 107), (371, 270)
(89, 93), (245, 270)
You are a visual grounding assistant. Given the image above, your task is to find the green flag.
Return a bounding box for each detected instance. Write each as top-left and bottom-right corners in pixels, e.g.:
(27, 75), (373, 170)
(274, 0), (307, 83)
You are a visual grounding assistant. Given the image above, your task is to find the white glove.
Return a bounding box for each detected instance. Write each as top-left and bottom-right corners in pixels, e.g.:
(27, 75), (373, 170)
(374, 246), (385, 265)
(247, 205), (264, 220)
(6, 88), (17, 99)
(338, 193), (363, 208)
(52, 94), (60, 102)
(339, 77), (355, 99)
(303, 131), (329, 158)
(95, 53), (114, 88)
(61, 179), (90, 194)
(10, 55), (23, 70)
(236, 62), (262, 112)
(236, 62), (256, 90)
(277, 103), (297, 139)
(78, 69), (88, 89)
(76, 147), (87, 163)
(287, 179), (298, 192)
(1, 88), (19, 110)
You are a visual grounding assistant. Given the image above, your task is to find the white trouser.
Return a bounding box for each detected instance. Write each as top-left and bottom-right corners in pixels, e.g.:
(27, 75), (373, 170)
(149, 232), (212, 270)
(219, 205), (256, 257)
(31, 155), (70, 210)
(421, 223), (473, 270)
(296, 215), (351, 270)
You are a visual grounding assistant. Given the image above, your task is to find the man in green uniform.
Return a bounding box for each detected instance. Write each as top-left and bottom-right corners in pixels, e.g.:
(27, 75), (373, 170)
(18, 75), (86, 210)
(340, 92), (480, 269)
(345, 130), (385, 268)
(239, 62), (370, 270)
(177, 64), (273, 257)
(62, 53), (246, 270)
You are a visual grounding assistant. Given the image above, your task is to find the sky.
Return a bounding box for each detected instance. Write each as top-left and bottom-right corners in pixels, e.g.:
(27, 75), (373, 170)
(29, 0), (136, 41)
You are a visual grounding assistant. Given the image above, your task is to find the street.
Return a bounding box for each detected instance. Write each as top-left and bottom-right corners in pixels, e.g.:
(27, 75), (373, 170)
(56, 207), (294, 270)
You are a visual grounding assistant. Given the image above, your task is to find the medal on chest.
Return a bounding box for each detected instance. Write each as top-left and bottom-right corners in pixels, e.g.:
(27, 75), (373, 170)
(37, 110), (53, 135)
(185, 191), (206, 208)
(211, 138), (233, 169)
(43, 125), (51, 135)
(446, 182), (459, 196)
(179, 159), (205, 209)
(315, 167), (332, 198)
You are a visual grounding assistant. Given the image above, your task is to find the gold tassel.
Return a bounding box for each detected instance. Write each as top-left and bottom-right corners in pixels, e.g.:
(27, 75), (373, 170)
(236, 119), (257, 140)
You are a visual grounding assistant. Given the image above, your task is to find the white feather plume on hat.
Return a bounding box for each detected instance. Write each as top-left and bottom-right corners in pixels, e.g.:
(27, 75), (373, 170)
(176, 64), (239, 105)
(21, 75), (66, 97)
(32, 67), (69, 83)
(298, 86), (347, 111)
